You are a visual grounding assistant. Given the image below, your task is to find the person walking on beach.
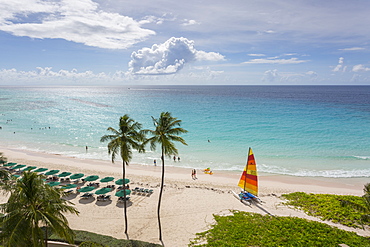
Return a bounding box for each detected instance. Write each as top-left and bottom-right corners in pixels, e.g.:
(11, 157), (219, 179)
(154, 159), (157, 166)
(191, 169), (194, 179)
(193, 169), (197, 179)
(173, 155), (176, 161)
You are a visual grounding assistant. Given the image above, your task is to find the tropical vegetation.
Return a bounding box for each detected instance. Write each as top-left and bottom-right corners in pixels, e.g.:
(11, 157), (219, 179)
(0, 153), (7, 164)
(49, 229), (161, 247)
(189, 211), (370, 247)
(340, 183), (370, 228)
(143, 112), (188, 241)
(0, 171), (79, 247)
(282, 191), (370, 228)
(100, 114), (145, 237)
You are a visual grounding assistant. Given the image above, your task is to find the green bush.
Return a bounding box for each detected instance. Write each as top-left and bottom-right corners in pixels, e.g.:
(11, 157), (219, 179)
(49, 229), (161, 247)
(282, 192), (368, 227)
(79, 241), (107, 247)
(190, 211), (370, 247)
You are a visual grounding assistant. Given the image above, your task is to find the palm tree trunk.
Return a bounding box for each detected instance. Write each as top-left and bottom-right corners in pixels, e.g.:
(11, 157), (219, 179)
(123, 160), (128, 237)
(157, 148), (165, 241)
(44, 225), (48, 247)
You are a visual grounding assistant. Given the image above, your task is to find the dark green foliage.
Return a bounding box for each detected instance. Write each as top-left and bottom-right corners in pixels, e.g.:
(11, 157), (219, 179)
(190, 211), (370, 247)
(79, 241), (107, 247)
(282, 192), (368, 227)
(49, 229), (161, 247)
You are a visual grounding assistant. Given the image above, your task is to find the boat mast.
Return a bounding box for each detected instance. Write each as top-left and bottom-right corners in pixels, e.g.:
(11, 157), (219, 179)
(244, 147), (251, 192)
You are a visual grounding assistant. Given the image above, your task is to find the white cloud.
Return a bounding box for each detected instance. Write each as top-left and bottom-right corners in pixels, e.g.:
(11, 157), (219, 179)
(262, 69), (279, 82)
(182, 19), (200, 26)
(248, 54), (265, 57)
(0, 67), (126, 84)
(352, 64), (370, 72)
(243, 57), (308, 64)
(128, 37), (225, 75)
(332, 57), (347, 72)
(339, 47), (365, 51)
(0, 0), (155, 49)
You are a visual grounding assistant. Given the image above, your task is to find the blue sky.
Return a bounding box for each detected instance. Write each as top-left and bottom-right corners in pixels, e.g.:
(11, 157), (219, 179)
(1, 0), (370, 85)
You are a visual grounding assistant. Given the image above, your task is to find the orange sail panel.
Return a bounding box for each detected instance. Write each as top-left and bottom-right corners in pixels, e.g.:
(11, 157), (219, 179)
(238, 148), (258, 196)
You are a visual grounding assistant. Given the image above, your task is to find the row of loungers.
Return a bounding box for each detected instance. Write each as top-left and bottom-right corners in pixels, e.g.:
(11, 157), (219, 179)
(132, 187), (153, 196)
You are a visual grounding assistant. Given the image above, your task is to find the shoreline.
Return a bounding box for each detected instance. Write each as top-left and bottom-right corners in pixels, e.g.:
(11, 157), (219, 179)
(0, 146), (369, 246)
(1, 146), (367, 195)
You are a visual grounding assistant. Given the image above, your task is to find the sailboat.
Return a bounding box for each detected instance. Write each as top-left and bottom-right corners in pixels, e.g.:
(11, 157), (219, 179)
(232, 147), (261, 204)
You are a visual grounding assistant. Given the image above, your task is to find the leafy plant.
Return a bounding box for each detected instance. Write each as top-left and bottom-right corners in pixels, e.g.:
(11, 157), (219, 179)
(190, 211), (370, 247)
(340, 183), (370, 228)
(282, 192), (368, 228)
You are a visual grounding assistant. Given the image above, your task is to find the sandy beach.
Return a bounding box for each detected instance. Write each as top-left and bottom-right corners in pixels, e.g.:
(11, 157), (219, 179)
(0, 146), (369, 246)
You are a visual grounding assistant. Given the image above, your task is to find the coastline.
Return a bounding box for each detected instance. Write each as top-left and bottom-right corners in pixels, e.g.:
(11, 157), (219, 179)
(0, 146), (369, 246)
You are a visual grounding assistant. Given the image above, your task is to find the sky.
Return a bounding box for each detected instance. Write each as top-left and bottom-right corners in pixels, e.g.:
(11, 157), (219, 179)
(1, 0), (370, 85)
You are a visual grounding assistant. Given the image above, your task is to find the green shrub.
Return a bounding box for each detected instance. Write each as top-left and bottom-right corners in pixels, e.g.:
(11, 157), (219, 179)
(79, 241), (107, 247)
(282, 192), (368, 227)
(49, 229), (161, 247)
(190, 211), (370, 247)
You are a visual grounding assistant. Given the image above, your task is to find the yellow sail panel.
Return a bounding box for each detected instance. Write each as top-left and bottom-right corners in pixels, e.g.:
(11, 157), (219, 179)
(238, 148), (258, 196)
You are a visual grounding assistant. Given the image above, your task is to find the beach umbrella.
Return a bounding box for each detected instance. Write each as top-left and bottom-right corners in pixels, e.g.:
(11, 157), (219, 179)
(61, 184), (78, 189)
(45, 169), (60, 176)
(100, 177), (114, 183)
(115, 190), (131, 197)
(84, 175), (99, 182)
(77, 186), (95, 193)
(58, 172), (72, 177)
(11, 174), (21, 179)
(69, 173), (84, 180)
(33, 168), (48, 173)
(115, 178), (130, 185)
(23, 166), (37, 171)
(95, 187), (111, 195)
(10, 164), (26, 170)
(47, 181), (61, 187)
(3, 163), (16, 167)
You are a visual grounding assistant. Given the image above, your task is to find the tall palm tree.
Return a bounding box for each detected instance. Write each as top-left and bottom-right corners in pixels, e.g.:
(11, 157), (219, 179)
(0, 171), (79, 247)
(341, 183), (370, 228)
(143, 112), (188, 241)
(100, 114), (145, 237)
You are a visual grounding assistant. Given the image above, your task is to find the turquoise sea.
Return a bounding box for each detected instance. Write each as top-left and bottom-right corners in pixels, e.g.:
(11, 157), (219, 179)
(0, 85), (370, 178)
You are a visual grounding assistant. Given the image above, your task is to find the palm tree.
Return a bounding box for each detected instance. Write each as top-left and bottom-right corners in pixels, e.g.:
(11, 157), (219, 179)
(0, 171), (79, 247)
(341, 183), (370, 228)
(100, 114), (145, 237)
(143, 112), (188, 241)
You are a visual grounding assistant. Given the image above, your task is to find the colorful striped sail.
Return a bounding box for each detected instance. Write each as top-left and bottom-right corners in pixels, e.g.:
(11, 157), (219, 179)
(238, 147), (258, 196)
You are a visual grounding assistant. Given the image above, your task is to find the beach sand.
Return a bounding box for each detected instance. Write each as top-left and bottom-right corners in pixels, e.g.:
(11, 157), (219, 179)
(0, 147), (369, 246)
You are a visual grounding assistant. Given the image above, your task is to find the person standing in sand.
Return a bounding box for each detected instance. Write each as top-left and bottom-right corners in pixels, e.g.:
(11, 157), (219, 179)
(154, 159), (156, 166)
(191, 169), (194, 179)
(193, 169), (197, 179)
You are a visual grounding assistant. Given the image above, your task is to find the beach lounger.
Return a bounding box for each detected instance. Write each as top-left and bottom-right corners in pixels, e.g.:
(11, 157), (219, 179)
(104, 195), (111, 201)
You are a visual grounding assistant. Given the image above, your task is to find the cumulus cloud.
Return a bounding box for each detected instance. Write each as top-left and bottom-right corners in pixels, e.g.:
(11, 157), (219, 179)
(262, 69), (279, 82)
(0, 0), (155, 49)
(128, 37), (225, 75)
(332, 57), (347, 72)
(352, 64), (370, 72)
(182, 19), (200, 26)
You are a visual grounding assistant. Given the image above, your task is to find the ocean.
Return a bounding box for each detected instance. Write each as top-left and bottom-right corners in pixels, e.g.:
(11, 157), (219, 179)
(0, 85), (369, 178)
